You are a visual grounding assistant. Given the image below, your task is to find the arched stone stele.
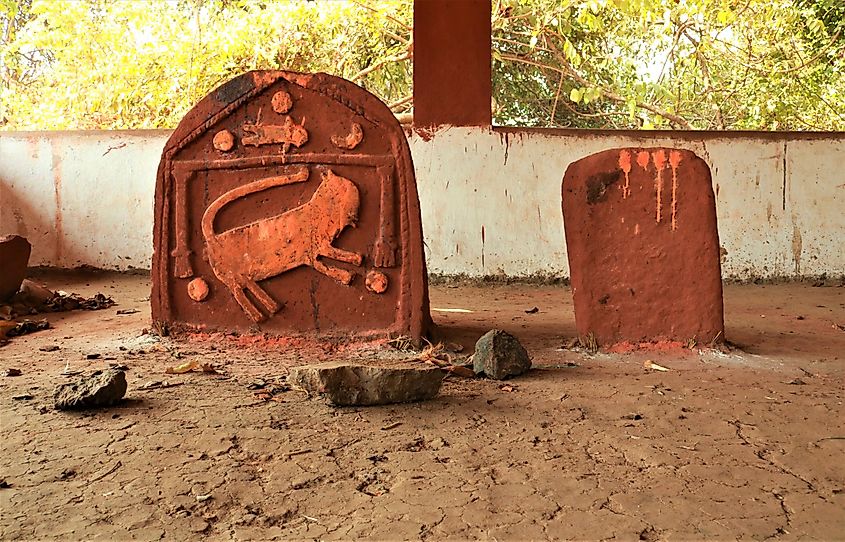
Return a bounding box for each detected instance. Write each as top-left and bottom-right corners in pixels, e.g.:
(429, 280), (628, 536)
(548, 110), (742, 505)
(152, 71), (431, 341)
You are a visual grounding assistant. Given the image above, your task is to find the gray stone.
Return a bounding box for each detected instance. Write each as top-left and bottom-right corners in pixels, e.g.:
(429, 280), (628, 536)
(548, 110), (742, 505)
(472, 329), (532, 380)
(288, 363), (444, 406)
(54, 368), (127, 410)
(0, 235), (31, 301)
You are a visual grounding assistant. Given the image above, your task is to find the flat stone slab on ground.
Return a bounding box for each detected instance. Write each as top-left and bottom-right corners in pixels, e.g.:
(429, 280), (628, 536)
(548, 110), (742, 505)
(0, 235), (31, 301)
(288, 362), (444, 406)
(472, 329), (532, 380)
(54, 368), (127, 410)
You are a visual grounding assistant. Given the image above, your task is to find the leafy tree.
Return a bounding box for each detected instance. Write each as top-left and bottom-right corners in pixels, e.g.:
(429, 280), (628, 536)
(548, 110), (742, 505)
(1, 0), (842, 130)
(1, 0), (411, 129)
(491, 0), (845, 130)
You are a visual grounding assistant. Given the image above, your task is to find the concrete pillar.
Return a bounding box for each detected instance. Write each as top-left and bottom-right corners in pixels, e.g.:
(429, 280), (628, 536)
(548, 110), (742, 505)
(413, 0), (492, 128)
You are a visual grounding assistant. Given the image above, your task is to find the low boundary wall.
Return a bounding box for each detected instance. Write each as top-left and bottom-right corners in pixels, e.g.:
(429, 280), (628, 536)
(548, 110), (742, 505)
(1, 128), (842, 279)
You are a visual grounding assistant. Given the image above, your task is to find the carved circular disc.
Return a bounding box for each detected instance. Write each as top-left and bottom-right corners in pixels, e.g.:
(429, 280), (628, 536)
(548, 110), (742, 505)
(212, 130), (235, 152)
(271, 90), (293, 114)
(365, 271), (388, 294)
(187, 278), (210, 302)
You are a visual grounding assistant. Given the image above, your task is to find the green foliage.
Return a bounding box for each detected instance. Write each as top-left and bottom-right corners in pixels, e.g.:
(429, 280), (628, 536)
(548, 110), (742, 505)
(0, 0), (411, 129)
(1, 0), (842, 130)
(491, 0), (845, 130)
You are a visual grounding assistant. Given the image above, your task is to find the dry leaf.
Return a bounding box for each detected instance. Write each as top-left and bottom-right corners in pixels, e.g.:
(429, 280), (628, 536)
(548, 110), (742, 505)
(165, 360), (200, 374)
(643, 360), (670, 372)
(500, 385), (515, 392)
(139, 380), (182, 390)
(411, 341), (454, 366)
(165, 360), (219, 375)
(446, 366), (476, 378)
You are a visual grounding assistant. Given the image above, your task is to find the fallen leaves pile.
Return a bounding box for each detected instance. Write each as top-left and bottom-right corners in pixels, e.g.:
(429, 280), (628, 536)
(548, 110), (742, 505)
(0, 280), (116, 346)
(0, 319), (50, 345)
(410, 341), (476, 378)
(247, 377), (291, 402)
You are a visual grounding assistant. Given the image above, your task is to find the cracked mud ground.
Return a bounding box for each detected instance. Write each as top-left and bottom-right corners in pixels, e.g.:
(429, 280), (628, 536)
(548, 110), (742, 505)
(1, 272), (843, 541)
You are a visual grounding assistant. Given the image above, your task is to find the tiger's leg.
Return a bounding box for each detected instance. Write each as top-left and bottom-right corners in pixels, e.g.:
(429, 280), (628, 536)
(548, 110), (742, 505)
(321, 244), (363, 266)
(244, 279), (281, 316)
(313, 259), (354, 285)
(223, 279), (265, 322)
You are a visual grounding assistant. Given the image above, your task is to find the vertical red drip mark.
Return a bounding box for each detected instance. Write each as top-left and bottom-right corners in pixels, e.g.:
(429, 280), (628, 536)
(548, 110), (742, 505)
(669, 151), (682, 231)
(653, 150), (667, 223)
(618, 150), (632, 199)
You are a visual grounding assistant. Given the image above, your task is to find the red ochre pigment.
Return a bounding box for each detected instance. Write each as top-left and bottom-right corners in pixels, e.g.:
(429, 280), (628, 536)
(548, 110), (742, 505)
(562, 148), (724, 346)
(152, 71), (431, 341)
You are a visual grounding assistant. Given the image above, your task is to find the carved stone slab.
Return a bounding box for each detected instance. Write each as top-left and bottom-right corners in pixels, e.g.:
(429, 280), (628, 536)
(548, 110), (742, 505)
(152, 71), (431, 340)
(562, 148), (724, 345)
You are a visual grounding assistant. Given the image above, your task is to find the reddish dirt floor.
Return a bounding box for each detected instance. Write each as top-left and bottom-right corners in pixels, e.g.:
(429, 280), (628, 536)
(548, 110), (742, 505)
(1, 272), (843, 541)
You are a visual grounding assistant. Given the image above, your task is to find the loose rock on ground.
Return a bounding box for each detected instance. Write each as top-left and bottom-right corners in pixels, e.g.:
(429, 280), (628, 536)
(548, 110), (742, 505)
(288, 362), (445, 406)
(54, 368), (127, 410)
(472, 329), (532, 379)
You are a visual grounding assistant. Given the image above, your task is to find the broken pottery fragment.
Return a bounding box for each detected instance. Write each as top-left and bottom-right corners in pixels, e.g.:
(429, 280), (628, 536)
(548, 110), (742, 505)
(151, 70), (431, 341)
(472, 329), (532, 380)
(561, 148), (724, 345)
(0, 235), (31, 301)
(288, 362), (444, 406)
(54, 368), (127, 410)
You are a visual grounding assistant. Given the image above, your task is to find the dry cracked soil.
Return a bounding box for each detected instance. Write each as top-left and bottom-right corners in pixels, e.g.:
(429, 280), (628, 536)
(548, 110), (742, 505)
(0, 272), (843, 541)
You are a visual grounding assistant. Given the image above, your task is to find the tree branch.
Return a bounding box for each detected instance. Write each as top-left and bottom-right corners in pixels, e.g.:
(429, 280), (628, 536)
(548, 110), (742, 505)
(549, 71), (565, 126)
(387, 94), (412, 110)
(349, 0), (410, 31)
(682, 29), (724, 129)
(351, 50), (411, 83)
(498, 52), (694, 129)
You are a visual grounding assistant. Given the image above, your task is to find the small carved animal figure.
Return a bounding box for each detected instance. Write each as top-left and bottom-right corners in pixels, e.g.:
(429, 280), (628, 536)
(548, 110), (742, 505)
(331, 121), (364, 150)
(201, 167), (363, 322)
(241, 116), (308, 152)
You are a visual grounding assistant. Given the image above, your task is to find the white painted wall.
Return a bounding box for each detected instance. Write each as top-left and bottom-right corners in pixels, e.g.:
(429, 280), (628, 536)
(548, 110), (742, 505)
(0, 131), (162, 270)
(412, 128), (845, 279)
(1, 128), (842, 279)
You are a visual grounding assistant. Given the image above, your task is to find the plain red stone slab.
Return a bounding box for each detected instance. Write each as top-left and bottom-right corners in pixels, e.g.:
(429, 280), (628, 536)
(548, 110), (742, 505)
(0, 235), (31, 301)
(562, 148), (724, 345)
(152, 71), (431, 341)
